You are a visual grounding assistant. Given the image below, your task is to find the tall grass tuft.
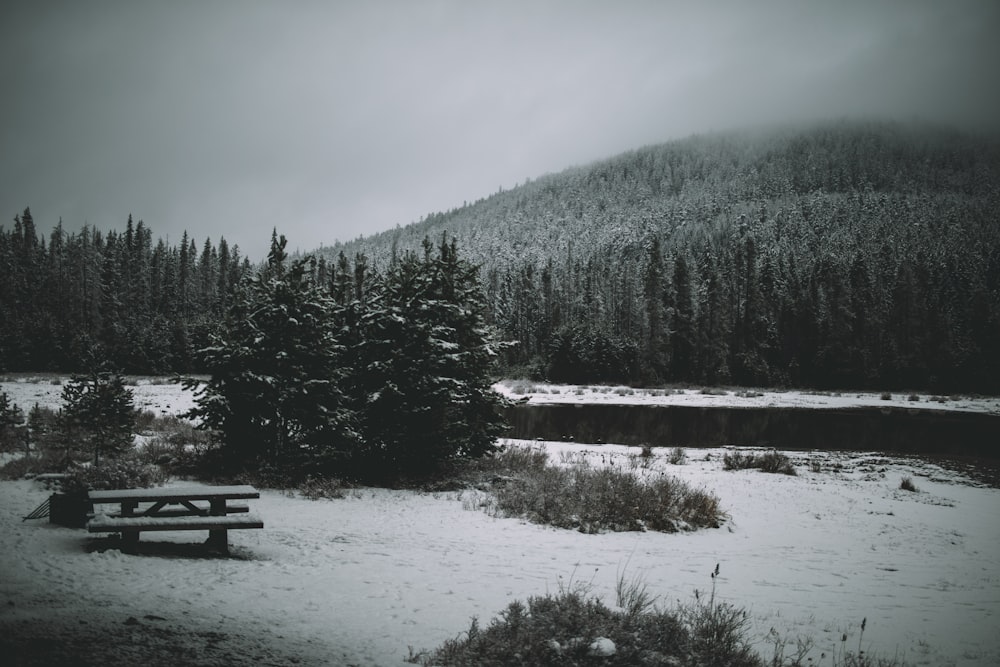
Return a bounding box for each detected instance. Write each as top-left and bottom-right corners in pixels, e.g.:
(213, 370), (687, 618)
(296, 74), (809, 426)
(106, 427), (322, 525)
(723, 449), (797, 476)
(481, 445), (726, 533)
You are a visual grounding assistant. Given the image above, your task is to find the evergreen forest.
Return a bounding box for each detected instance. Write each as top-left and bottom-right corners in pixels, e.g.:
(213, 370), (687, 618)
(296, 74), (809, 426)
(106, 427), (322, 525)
(326, 120), (1000, 393)
(0, 213), (251, 374)
(3, 119), (1000, 393)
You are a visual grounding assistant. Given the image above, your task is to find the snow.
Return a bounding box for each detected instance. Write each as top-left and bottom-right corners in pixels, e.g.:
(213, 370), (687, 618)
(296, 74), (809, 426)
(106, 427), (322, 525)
(88, 485), (259, 502)
(3, 442), (999, 665)
(494, 380), (1000, 415)
(2, 377), (999, 664)
(0, 376), (200, 418)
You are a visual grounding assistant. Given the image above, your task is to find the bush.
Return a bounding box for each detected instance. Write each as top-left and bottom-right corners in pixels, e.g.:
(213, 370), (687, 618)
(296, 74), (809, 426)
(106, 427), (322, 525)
(668, 446), (687, 465)
(64, 455), (168, 492)
(411, 571), (760, 666)
(723, 450), (797, 475)
(482, 446), (726, 533)
(899, 476), (919, 492)
(0, 454), (60, 479)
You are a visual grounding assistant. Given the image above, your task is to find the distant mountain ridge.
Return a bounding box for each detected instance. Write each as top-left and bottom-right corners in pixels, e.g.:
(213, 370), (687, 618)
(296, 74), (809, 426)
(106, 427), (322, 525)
(319, 119), (1000, 391)
(322, 119), (996, 267)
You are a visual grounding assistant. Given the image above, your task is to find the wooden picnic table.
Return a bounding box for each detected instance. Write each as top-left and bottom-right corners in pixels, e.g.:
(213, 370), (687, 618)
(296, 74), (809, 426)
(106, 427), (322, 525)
(87, 485), (263, 554)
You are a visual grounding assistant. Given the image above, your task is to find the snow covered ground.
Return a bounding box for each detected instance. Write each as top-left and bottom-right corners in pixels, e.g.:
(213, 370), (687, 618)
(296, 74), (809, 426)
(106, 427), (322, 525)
(494, 379), (1000, 415)
(2, 443), (998, 665)
(3, 375), (1000, 418)
(1, 378), (999, 665)
(0, 375), (199, 418)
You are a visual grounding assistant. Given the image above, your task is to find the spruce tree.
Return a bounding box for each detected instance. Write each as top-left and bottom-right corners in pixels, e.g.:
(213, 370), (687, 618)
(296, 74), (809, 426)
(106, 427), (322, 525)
(186, 234), (357, 476)
(349, 236), (508, 479)
(56, 371), (136, 466)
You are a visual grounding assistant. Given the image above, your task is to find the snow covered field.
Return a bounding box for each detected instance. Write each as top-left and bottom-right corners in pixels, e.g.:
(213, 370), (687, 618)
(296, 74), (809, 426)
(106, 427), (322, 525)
(3, 375), (1000, 418)
(0, 375), (200, 418)
(494, 379), (1000, 415)
(1, 378), (999, 665)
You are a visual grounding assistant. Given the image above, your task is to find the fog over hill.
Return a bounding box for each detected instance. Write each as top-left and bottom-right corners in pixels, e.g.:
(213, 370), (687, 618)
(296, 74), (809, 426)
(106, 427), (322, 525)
(320, 120), (1000, 391)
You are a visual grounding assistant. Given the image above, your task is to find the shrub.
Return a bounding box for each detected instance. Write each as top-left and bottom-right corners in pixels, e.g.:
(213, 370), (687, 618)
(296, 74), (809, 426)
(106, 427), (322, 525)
(64, 455), (167, 492)
(411, 570), (761, 666)
(723, 450), (796, 475)
(880, 392), (892, 401)
(0, 453), (62, 479)
(899, 476), (919, 492)
(722, 451), (758, 470)
(485, 446), (725, 533)
(756, 451), (796, 475)
(668, 446), (687, 465)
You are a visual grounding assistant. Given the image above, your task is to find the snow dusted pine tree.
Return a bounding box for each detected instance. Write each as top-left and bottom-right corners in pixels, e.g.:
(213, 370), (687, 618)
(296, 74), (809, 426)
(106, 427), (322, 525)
(186, 233), (357, 477)
(349, 235), (508, 479)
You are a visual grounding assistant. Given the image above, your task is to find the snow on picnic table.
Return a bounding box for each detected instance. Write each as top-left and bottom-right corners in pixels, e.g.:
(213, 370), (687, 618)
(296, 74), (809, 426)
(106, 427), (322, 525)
(3, 443), (1000, 666)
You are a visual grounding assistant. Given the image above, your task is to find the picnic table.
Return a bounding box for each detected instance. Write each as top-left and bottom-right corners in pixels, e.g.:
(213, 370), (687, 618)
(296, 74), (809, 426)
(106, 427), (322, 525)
(87, 485), (263, 554)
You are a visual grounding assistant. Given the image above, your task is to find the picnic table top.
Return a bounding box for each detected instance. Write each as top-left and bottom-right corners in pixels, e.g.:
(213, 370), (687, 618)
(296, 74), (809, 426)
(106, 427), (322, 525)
(88, 485), (260, 503)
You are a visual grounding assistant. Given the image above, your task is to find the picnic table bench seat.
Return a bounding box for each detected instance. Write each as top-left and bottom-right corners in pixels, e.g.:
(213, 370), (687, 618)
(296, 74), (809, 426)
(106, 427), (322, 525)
(87, 513), (264, 533)
(87, 501), (250, 519)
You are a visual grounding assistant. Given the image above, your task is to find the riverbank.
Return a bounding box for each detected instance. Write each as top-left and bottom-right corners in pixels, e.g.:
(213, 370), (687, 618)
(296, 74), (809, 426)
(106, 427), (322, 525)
(495, 379), (1000, 415)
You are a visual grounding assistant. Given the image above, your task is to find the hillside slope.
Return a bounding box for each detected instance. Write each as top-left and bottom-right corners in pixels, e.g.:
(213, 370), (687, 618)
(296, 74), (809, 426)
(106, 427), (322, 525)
(322, 120), (1000, 392)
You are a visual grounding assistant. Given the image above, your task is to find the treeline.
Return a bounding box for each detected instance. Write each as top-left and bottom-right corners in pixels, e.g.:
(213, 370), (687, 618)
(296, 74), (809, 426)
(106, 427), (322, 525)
(328, 120), (1000, 392)
(4, 121), (1000, 392)
(0, 210), (251, 373)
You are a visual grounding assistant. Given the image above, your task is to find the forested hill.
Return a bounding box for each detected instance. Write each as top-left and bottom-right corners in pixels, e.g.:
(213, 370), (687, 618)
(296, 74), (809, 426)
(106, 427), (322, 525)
(322, 120), (1000, 392)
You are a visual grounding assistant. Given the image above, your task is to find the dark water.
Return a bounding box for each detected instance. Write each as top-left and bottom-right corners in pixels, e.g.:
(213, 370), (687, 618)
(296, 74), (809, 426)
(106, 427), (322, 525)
(507, 404), (1000, 460)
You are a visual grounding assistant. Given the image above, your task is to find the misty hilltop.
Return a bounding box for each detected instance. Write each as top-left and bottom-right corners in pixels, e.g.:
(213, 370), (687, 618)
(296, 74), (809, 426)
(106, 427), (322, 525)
(321, 119), (1000, 392)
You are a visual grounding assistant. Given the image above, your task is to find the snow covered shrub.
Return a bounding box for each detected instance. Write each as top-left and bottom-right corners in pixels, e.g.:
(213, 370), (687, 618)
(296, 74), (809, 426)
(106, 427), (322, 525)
(412, 574), (761, 666)
(65, 454), (167, 491)
(668, 446), (687, 465)
(723, 449), (796, 475)
(722, 451), (758, 470)
(899, 476), (919, 492)
(756, 451), (796, 475)
(488, 448), (724, 533)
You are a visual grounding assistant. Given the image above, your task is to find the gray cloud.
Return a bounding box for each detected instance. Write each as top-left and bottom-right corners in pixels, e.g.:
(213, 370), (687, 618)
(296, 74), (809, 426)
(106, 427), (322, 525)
(3, 0), (998, 259)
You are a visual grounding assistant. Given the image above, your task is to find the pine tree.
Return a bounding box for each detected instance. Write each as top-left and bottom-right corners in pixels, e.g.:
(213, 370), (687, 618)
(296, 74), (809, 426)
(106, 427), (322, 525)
(186, 236), (357, 476)
(348, 236), (508, 479)
(56, 371), (136, 466)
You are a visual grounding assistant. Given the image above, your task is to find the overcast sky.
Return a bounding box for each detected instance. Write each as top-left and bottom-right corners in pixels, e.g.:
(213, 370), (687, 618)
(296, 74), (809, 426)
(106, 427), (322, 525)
(3, 0), (999, 260)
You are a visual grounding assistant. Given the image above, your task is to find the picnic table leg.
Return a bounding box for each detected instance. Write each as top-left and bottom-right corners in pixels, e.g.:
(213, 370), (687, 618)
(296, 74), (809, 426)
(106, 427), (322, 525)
(207, 529), (229, 555)
(208, 499), (229, 554)
(121, 529), (139, 555)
